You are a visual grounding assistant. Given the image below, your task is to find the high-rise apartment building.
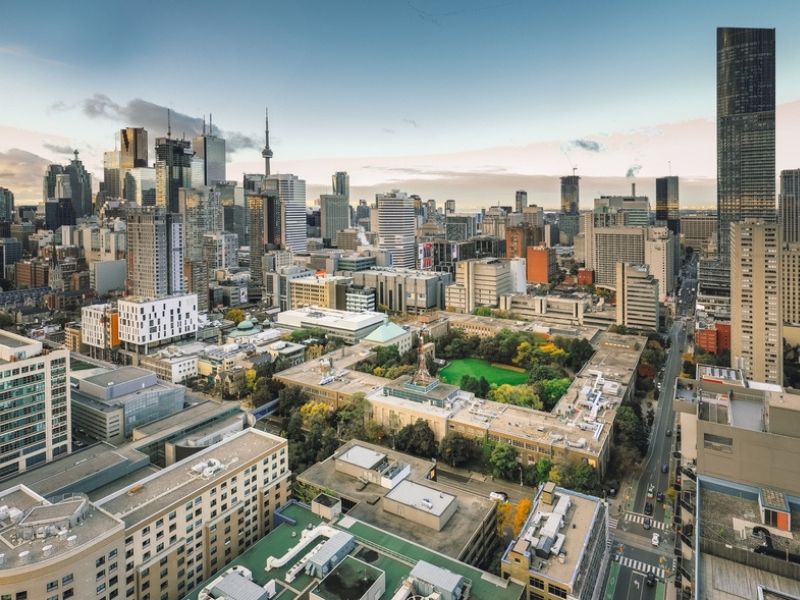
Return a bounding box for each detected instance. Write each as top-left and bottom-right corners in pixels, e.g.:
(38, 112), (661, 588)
(779, 169), (800, 244)
(445, 258), (512, 313)
(656, 175), (681, 267)
(731, 220), (782, 384)
(154, 137), (193, 213)
(560, 175), (579, 214)
(527, 245), (558, 284)
(376, 190), (417, 268)
(515, 190), (528, 213)
(118, 293), (198, 355)
(125, 207), (184, 297)
(203, 232), (239, 272)
(591, 227), (646, 288)
(781, 243), (800, 325)
(0, 331), (70, 478)
(0, 186), (13, 221)
(615, 263), (660, 331)
(332, 171), (350, 200)
(247, 186), (281, 287)
(445, 199), (456, 214)
(193, 122), (226, 186)
(644, 226), (676, 301)
(680, 214), (717, 254)
(267, 173), (307, 253)
(717, 27), (776, 266)
(320, 194), (350, 247)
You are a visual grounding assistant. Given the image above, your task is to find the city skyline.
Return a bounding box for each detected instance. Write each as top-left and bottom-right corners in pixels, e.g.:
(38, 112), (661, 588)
(3, 1), (800, 207)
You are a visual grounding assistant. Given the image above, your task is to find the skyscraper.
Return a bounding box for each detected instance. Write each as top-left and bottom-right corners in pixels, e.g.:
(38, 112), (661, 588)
(248, 186), (281, 286)
(717, 27), (776, 266)
(267, 174), (307, 253)
(332, 171), (350, 201)
(193, 118), (226, 186)
(126, 206), (184, 297)
(655, 175), (681, 267)
(154, 136), (193, 213)
(779, 169), (800, 244)
(103, 149), (122, 198)
(262, 107), (273, 177)
(43, 151), (93, 218)
(515, 190), (528, 213)
(731, 220), (782, 384)
(560, 175), (580, 214)
(119, 127), (148, 169)
(179, 187), (223, 311)
(376, 190), (417, 268)
(320, 194), (350, 247)
(0, 186), (14, 222)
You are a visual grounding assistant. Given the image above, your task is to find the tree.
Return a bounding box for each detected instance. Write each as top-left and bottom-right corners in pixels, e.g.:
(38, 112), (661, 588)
(395, 419), (437, 457)
(245, 369), (258, 392)
(299, 401), (333, 426)
(439, 432), (475, 467)
(555, 460), (600, 494)
(539, 378), (571, 409)
(548, 464), (563, 485)
(276, 385), (309, 417)
(615, 405), (649, 456)
(489, 442), (518, 479)
(535, 458), (553, 484)
(307, 344), (325, 359)
(225, 308), (246, 325)
(0, 311), (13, 328)
(496, 500), (514, 538)
(473, 306), (493, 317)
(514, 498), (533, 536)
(490, 384), (543, 409)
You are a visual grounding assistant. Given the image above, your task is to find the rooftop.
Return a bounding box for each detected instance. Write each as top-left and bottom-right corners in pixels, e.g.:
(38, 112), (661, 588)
(186, 501), (524, 600)
(97, 428), (285, 528)
(384, 480), (455, 517)
(276, 306), (386, 333)
(83, 366), (154, 388)
(311, 555), (384, 600)
(131, 399), (240, 439)
(363, 321), (409, 344)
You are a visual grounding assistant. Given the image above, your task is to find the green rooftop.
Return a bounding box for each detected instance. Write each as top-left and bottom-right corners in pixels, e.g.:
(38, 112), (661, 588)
(184, 501), (524, 600)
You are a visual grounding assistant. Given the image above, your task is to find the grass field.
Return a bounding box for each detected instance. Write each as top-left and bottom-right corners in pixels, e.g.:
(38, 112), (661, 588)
(439, 358), (528, 386)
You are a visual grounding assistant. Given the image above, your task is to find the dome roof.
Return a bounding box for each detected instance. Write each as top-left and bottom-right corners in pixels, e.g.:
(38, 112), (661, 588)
(237, 319), (254, 330)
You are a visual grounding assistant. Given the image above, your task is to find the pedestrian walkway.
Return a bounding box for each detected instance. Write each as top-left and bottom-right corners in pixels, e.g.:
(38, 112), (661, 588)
(625, 512), (668, 531)
(617, 555), (665, 579)
(608, 517), (619, 530)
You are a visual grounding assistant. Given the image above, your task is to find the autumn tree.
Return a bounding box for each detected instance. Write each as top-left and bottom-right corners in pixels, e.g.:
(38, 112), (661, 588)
(514, 498), (533, 536)
(225, 308), (246, 325)
(299, 401), (333, 426)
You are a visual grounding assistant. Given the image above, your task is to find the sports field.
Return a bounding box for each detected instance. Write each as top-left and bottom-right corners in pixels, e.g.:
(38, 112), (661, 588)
(439, 358), (528, 386)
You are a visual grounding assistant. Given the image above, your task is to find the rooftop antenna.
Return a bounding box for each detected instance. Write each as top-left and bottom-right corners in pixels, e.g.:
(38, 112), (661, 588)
(202, 115), (206, 136)
(167, 108), (172, 138)
(209, 113), (213, 137)
(668, 160), (672, 176)
(573, 166), (578, 177)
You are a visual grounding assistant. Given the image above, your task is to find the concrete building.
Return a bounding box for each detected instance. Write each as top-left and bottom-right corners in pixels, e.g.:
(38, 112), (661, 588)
(781, 243), (800, 325)
(593, 191), (650, 227)
(90, 258), (127, 296)
(320, 194), (349, 247)
(203, 232), (239, 272)
(344, 267), (452, 313)
(376, 190), (417, 268)
(298, 440), (499, 567)
(644, 226), (676, 301)
(267, 173), (307, 253)
(81, 303), (120, 361)
(527, 245), (557, 284)
(445, 258), (512, 313)
(615, 263), (660, 331)
(731, 220), (783, 384)
(780, 168), (800, 244)
(0, 331), (71, 478)
(70, 366), (185, 445)
(522, 205), (544, 228)
(288, 274), (352, 309)
(154, 136), (193, 213)
(501, 483), (608, 600)
(275, 306), (385, 343)
(126, 207), (184, 298)
(118, 294), (198, 356)
(515, 189), (528, 213)
(590, 226), (646, 288)
(680, 214), (717, 255)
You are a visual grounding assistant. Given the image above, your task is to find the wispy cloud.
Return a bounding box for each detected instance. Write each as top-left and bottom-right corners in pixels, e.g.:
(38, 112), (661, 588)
(626, 164), (642, 178)
(568, 138), (603, 152)
(0, 45), (68, 67)
(403, 118), (420, 128)
(43, 143), (74, 155)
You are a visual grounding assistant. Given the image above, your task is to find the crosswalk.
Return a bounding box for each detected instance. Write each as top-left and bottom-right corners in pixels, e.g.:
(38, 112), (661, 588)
(617, 556), (665, 578)
(608, 517), (619, 530)
(624, 512), (668, 531)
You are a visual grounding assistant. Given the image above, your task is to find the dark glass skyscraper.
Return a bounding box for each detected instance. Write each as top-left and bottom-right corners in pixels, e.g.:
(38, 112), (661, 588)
(560, 175), (580, 215)
(656, 175), (680, 266)
(717, 27), (776, 265)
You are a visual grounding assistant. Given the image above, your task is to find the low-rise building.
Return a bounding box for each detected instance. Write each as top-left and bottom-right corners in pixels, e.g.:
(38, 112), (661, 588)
(276, 306), (386, 343)
(289, 274), (352, 309)
(446, 258), (512, 313)
(118, 293), (198, 356)
(343, 267), (452, 313)
(362, 317), (413, 354)
(527, 245), (558, 284)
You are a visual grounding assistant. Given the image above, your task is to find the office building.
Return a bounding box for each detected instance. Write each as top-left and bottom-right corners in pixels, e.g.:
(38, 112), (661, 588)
(593, 189), (650, 227)
(42, 151), (93, 218)
(502, 483), (608, 600)
(70, 366), (185, 445)
(445, 198), (456, 214)
(118, 293), (198, 356)
(193, 120), (226, 186)
(154, 136), (193, 213)
(0, 186), (14, 221)
(522, 204), (544, 228)
(265, 173), (306, 253)
(681, 214), (717, 254)
(332, 171), (349, 200)
(320, 193), (350, 247)
(102, 149), (122, 198)
(345, 267), (452, 313)
(203, 232), (239, 272)
(263, 264), (313, 311)
(560, 174), (579, 214)
(731, 220), (783, 384)
(376, 190), (417, 268)
(123, 167), (156, 206)
(179, 187), (223, 312)
(446, 258), (512, 313)
(591, 226), (645, 288)
(90, 259), (127, 296)
(644, 226), (676, 301)
(125, 207), (184, 298)
(717, 27), (776, 266)
(615, 263), (660, 331)
(247, 185), (281, 287)
(0, 331), (70, 478)
(288, 274), (352, 309)
(0, 237), (22, 279)
(656, 175), (681, 267)
(445, 214), (477, 241)
(505, 225), (532, 259)
(527, 245), (558, 284)
(119, 126), (148, 168)
(515, 189), (527, 213)
(345, 285), (376, 312)
(780, 169), (800, 244)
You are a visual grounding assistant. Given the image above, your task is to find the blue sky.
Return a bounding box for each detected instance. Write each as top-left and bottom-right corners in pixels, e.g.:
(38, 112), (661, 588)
(2, 0), (800, 206)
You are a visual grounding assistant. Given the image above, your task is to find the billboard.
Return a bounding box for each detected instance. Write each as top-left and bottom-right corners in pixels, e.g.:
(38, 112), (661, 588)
(418, 242), (434, 270)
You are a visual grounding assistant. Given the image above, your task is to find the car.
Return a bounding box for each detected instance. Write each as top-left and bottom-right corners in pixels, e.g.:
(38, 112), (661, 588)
(656, 492), (665, 502)
(646, 572), (656, 587)
(651, 532), (660, 547)
(647, 484), (655, 499)
(644, 502), (654, 516)
(643, 517), (652, 530)
(489, 491), (508, 502)
(665, 429), (672, 437)
(662, 463), (669, 474)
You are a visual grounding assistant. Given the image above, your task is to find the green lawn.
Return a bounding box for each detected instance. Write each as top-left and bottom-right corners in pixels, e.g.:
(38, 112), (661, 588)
(439, 358), (528, 386)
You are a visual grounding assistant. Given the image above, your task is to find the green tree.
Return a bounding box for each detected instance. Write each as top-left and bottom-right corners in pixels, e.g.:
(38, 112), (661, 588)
(337, 392), (370, 439)
(439, 432), (475, 467)
(535, 458), (553, 483)
(489, 442), (518, 479)
(473, 306), (493, 317)
(276, 385), (309, 417)
(490, 384), (543, 409)
(395, 419), (437, 457)
(615, 405), (649, 456)
(225, 308), (246, 325)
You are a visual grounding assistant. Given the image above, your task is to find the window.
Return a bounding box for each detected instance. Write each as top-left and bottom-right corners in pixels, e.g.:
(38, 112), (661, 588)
(703, 433), (733, 454)
(46, 581), (58, 592)
(530, 577), (545, 590)
(62, 575), (74, 586)
(548, 584), (568, 599)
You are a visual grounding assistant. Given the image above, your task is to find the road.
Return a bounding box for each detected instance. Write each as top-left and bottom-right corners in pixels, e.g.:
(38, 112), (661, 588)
(604, 544), (669, 600)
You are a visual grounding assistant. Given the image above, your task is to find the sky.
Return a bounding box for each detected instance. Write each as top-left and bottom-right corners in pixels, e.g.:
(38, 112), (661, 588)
(2, 0), (800, 209)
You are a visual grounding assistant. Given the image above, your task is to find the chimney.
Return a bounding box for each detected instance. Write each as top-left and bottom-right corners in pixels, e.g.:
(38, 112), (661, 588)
(631, 183), (636, 198)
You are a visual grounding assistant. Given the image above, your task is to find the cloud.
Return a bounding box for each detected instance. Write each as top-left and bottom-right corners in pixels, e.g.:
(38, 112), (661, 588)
(403, 118), (420, 128)
(0, 148), (53, 203)
(569, 139), (602, 152)
(381, 128), (396, 134)
(43, 143), (74, 155)
(0, 45), (68, 67)
(625, 164), (642, 178)
(78, 94), (258, 152)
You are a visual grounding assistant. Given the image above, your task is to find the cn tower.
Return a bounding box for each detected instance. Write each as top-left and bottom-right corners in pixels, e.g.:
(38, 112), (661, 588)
(261, 107), (273, 177)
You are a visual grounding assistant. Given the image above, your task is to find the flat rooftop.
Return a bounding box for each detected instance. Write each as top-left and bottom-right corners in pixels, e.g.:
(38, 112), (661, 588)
(131, 399), (239, 440)
(298, 440), (495, 560)
(186, 501), (524, 600)
(84, 366), (154, 387)
(699, 553), (800, 600)
(385, 480), (455, 517)
(98, 429), (285, 528)
(440, 312), (600, 342)
(338, 445), (386, 470)
(312, 555), (384, 600)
